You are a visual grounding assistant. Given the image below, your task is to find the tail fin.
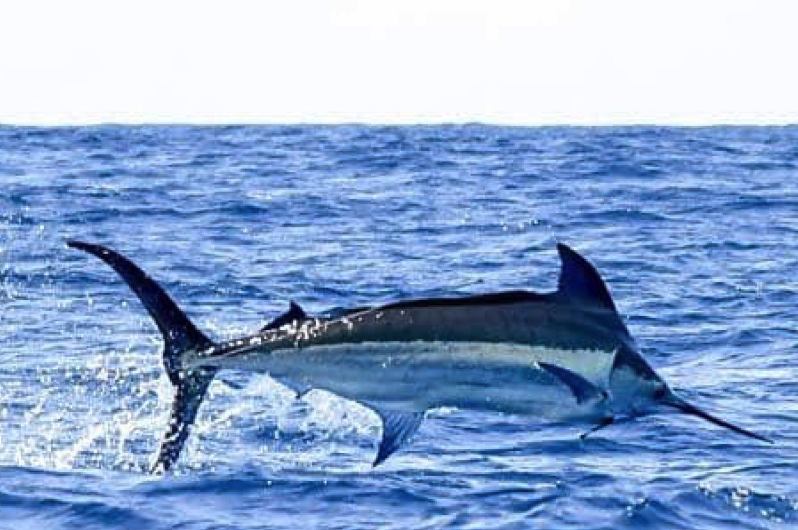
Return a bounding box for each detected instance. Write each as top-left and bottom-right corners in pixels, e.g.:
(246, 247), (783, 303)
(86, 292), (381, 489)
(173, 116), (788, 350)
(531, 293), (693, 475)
(67, 240), (217, 473)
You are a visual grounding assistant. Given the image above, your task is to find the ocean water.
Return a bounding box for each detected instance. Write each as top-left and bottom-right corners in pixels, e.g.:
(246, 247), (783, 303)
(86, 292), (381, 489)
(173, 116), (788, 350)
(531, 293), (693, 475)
(1, 125), (797, 529)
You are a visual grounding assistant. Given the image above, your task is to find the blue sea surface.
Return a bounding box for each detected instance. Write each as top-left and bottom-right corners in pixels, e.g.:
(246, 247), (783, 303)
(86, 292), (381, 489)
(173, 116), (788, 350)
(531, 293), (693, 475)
(1, 125), (797, 529)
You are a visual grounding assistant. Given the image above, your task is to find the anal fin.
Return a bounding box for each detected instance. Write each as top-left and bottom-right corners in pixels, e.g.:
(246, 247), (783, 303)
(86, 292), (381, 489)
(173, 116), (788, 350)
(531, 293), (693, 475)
(373, 410), (424, 467)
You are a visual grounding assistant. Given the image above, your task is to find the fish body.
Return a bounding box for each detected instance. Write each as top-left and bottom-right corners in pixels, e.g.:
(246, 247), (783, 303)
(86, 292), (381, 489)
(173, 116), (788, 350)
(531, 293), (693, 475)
(67, 240), (771, 472)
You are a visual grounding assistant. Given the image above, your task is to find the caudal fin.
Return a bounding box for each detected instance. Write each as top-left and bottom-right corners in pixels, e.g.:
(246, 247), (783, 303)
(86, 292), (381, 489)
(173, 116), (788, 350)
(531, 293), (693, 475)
(67, 240), (217, 473)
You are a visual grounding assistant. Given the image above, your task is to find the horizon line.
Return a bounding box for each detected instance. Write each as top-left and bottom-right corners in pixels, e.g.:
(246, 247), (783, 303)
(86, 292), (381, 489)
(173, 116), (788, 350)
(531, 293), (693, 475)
(2, 120), (798, 129)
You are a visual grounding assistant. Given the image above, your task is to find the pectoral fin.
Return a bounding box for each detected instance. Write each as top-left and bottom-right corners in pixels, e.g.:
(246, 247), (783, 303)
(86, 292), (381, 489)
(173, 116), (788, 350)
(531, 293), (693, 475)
(218, 378), (246, 391)
(373, 410), (424, 466)
(537, 362), (606, 405)
(580, 415), (615, 440)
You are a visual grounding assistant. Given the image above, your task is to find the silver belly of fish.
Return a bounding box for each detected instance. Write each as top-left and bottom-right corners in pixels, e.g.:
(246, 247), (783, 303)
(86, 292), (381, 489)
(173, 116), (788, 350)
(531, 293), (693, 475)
(190, 341), (616, 420)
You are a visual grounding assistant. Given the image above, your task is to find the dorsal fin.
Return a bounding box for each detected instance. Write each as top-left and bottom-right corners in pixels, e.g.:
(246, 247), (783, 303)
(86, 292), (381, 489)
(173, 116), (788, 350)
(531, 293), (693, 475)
(261, 301), (308, 331)
(555, 243), (618, 313)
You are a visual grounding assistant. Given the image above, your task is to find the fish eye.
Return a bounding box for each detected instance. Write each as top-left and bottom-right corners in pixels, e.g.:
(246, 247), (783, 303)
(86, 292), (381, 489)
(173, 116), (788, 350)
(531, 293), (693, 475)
(653, 385), (667, 399)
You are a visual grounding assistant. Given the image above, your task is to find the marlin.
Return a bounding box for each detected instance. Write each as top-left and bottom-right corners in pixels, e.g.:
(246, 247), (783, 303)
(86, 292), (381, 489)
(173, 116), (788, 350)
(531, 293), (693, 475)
(67, 240), (772, 473)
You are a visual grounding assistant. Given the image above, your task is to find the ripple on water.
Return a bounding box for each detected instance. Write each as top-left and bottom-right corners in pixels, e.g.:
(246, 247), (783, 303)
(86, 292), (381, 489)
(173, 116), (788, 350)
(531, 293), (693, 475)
(1, 125), (797, 529)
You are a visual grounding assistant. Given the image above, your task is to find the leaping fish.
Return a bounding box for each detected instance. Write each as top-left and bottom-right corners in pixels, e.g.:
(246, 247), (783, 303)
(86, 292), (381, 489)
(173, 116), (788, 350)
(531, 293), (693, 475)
(67, 240), (772, 473)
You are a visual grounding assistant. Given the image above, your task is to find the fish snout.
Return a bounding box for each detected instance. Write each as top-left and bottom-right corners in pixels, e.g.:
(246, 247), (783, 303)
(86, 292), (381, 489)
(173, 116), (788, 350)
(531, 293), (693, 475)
(658, 392), (773, 444)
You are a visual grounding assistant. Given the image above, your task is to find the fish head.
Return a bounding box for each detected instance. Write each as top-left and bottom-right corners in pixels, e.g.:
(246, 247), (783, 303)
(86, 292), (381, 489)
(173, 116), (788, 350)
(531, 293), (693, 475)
(605, 343), (668, 415)
(607, 344), (771, 443)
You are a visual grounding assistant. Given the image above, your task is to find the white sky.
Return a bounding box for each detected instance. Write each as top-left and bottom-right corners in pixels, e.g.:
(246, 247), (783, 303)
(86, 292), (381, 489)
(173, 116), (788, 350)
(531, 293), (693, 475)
(1, 0), (797, 125)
